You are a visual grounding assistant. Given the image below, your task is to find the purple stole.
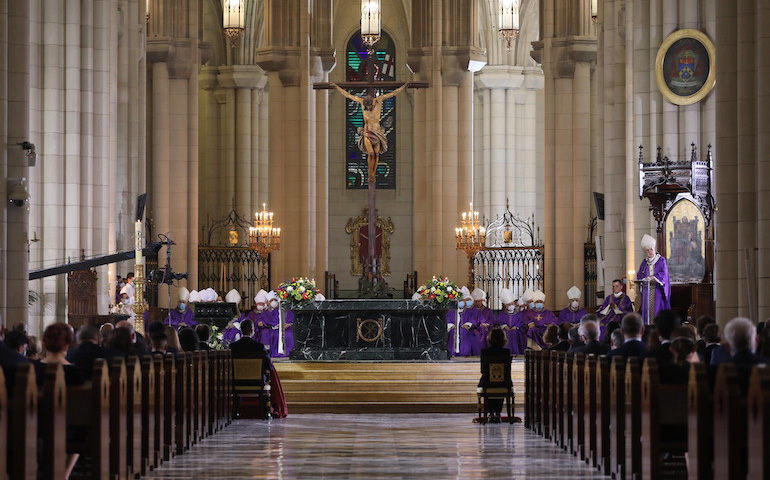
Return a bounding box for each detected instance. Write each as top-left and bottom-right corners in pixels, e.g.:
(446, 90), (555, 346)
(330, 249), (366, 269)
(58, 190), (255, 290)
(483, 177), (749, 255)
(495, 310), (527, 354)
(557, 307), (588, 325)
(597, 294), (633, 325)
(523, 308), (558, 349)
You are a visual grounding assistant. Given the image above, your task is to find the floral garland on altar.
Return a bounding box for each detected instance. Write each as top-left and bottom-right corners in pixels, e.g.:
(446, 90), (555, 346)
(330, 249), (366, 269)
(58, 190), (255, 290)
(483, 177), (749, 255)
(275, 277), (321, 308)
(414, 276), (459, 308)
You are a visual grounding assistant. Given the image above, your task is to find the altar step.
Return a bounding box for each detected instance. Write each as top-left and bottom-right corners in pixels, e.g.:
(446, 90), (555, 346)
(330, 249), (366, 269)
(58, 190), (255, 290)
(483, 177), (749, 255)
(274, 359), (525, 414)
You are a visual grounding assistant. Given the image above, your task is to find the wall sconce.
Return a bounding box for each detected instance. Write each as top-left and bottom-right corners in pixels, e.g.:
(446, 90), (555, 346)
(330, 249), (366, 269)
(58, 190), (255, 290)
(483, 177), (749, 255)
(361, 0), (381, 50)
(591, 0), (598, 24)
(223, 0), (245, 47)
(498, 0), (520, 51)
(8, 181), (30, 208)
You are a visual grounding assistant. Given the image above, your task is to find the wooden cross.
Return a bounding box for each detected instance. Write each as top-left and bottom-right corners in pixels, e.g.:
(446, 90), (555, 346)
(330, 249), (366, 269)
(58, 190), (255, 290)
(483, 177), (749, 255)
(314, 41), (427, 294)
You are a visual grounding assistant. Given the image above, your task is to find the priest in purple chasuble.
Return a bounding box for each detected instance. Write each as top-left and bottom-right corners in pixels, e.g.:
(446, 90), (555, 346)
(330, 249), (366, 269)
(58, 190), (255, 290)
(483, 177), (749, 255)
(557, 285), (588, 325)
(166, 287), (197, 327)
(524, 290), (559, 349)
(264, 291), (287, 357)
(597, 279), (634, 328)
(637, 234), (671, 325)
(495, 288), (526, 355)
(453, 287), (475, 356)
(246, 289), (279, 355)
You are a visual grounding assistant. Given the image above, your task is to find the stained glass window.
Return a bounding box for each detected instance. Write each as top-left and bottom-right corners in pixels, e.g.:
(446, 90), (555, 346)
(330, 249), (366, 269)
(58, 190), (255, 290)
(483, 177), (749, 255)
(345, 30), (397, 189)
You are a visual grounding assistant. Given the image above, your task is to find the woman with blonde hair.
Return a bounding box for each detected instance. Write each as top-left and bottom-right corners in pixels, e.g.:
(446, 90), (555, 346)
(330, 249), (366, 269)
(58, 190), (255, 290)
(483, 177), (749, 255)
(165, 325), (183, 353)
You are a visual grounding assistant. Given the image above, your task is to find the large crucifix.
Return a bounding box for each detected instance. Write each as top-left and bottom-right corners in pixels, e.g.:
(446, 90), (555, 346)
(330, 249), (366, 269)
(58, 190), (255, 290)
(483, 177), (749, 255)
(315, 38), (426, 294)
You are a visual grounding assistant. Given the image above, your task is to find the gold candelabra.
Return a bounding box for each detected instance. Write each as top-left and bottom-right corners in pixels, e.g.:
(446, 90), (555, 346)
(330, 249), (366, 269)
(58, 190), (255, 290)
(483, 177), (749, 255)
(249, 203), (281, 288)
(455, 203), (487, 289)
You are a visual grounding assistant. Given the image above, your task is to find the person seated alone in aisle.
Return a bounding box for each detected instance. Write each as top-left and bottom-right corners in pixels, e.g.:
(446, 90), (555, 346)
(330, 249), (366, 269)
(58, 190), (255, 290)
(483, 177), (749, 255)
(478, 328), (512, 424)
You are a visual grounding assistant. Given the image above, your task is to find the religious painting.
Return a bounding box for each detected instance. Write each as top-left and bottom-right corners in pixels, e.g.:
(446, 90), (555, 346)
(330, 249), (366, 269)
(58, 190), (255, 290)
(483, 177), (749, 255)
(665, 199), (706, 283)
(655, 29), (716, 106)
(345, 30), (397, 190)
(345, 207), (394, 276)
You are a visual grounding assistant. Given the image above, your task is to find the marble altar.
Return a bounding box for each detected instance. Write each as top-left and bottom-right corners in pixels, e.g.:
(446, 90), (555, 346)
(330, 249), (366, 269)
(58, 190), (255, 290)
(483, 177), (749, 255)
(289, 300), (450, 360)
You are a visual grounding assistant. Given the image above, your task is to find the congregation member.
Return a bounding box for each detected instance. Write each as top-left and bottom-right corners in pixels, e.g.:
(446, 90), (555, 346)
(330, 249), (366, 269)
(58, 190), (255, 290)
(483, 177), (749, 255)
(524, 290), (558, 349)
(571, 321), (610, 355)
(640, 309), (681, 367)
(721, 317), (768, 366)
(4, 329), (28, 356)
(636, 234), (671, 324)
(565, 326), (585, 352)
(557, 286), (588, 325)
(607, 313), (647, 359)
(164, 325), (183, 353)
(695, 315), (717, 359)
(548, 324), (572, 351)
(542, 325), (560, 349)
(150, 333), (170, 355)
(700, 323), (720, 364)
(658, 326), (699, 385)
(478, 328), (512, 423)
(196, 324), (212, 351)
(26, 335), (42, 360)
(495, 288), (526, 354)
(166, 287), (196, 327)
(610, 328), (625, 350)
(459, 288), (496, 355)
(66, 325), (112, 380)
(115, 320), (149, 356)
(597, 279), (634, 326)
(178, 327), (200, 352)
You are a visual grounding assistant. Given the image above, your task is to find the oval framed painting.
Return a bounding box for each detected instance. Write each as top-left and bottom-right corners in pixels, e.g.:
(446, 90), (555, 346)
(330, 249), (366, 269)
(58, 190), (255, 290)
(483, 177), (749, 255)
(655, 29), (716, 106)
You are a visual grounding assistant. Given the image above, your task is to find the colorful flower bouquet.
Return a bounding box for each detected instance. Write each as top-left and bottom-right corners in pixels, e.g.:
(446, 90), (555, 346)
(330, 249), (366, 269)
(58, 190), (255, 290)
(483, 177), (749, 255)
(275, 277), (321, 309)
(414, 276), (460, 308)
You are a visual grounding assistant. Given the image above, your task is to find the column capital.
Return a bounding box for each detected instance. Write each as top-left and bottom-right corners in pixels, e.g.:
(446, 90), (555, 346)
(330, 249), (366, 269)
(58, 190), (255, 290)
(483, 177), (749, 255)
(216, 65), (268, 90)
(476, 65), (544, 91)
(147, 38), (209, 79)
(255, 47), (303, 86)
(407, 46), (487, 86)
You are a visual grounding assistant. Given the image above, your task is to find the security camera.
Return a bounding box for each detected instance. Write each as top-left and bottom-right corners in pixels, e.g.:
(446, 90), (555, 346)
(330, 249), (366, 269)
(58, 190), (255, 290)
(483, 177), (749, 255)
(8, 183), (30, 207)
(16, 142), (36, 166)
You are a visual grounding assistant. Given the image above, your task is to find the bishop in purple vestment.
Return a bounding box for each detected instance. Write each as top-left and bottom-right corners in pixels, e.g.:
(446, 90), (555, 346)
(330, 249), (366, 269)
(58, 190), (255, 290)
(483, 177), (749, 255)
(557, 285), (588, 325)
(495, 288), (527, 354)
(166, 300), (196, 327)
(524, 290), (558, 349)
(597, 279), (634, 326)
(637, 234), (671, 325)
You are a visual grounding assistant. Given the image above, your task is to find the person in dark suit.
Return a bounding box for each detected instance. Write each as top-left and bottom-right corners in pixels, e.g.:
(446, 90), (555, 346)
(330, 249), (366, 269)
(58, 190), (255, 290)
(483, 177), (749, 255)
(66, 325), (113, 380)
(548, 323), (571, 351)
(0, 337), (30, 395)
(607, 313), (647, 359)
(700, 323), (720, 365)
(695, 315), (716, 361)
(722, 317), (768, 393)
(229, 319), (272, 369)
(479, 328), (512, 423)
(659, 326), (698, 384)
(196, 324), (213, 351)
(640, 309), (681, 366)
(115, 320), (149, 356)
(571, 321), (610, 355)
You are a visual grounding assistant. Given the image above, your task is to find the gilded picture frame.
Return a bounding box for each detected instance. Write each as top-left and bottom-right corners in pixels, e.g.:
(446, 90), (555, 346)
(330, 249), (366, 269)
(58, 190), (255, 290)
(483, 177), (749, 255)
(655, 29), (716, 106)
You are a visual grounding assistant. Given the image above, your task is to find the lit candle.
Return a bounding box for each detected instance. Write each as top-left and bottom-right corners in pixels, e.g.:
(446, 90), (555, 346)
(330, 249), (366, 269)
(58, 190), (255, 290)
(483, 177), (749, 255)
(135, 220), (144, 265)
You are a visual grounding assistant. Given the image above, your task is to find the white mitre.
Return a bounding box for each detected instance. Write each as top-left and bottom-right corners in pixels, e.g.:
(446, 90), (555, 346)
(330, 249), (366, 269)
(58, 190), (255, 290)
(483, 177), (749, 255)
(178, 287), (190, 302)
(499, 288), (515, 305)
(567, 286), (582, 300)
(471, 288), (486, 301)
(254, 289), (268, 304)
(460, 286), (472, 300)
(641, 234), (656, 250)
(533, 290), (546, 302)
(267, 291), (278, 302)
(188, 290), (201, 303)
(225, 289), (241, 304)
(522, 288), (535, 302)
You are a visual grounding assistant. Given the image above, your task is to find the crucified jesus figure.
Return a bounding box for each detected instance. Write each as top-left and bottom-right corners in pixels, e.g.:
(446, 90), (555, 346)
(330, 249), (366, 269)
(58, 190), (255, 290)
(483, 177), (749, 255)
(331, 82), (408, 182)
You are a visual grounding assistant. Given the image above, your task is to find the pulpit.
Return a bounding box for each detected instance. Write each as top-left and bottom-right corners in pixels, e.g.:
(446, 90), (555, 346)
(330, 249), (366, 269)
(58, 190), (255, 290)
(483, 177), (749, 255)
(289, 300), (449, 360)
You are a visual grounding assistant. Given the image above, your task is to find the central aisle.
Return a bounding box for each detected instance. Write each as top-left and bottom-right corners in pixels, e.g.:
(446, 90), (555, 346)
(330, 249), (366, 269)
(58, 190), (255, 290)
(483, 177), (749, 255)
(143, 414), (606, 479)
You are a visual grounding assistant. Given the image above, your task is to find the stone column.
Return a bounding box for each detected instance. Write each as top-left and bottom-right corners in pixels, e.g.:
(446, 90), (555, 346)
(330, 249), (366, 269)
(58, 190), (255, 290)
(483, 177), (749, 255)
(532, 0), (597, 302)
(146, 0), (207, 298)
(408, 0), (486, 286)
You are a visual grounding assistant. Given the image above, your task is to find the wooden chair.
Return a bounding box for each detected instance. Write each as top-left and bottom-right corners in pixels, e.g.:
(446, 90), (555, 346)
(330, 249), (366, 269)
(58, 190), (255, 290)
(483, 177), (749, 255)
(582, 354), (597, 465)
(595, 355), (611, 474)
(38, 363), (66, 480)
(232, 358), (272, 419)
(609, 356), (626, 480)
(640, 358), (688, 480)
(747, 365), (770, 479)
(623, 357), (642, 480)
(476, 358), (514, 424)
(687, 362), (712, 480)
(570, 353), (585, 457)
(109, 358), (128, 480)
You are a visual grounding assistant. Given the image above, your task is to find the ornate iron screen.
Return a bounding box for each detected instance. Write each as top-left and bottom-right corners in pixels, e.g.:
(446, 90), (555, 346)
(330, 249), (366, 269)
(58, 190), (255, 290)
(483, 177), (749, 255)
(473, 247), (544, 310)
(345, 30), (397, 189)
(198, 209), (270, 311)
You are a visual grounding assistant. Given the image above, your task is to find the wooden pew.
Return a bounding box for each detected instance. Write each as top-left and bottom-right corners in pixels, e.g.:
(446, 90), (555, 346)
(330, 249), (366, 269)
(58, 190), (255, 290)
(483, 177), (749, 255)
(570, 353), (585, 457)
(609, 356), (626, 480)
(549, 351), (560, 442)
(562, 353), (574, 452)
(595, 355), (611, 474)
(747, 365), (770, 479)
(552, 352), (565, 448)
(713, 363), (746, 480)
(224, 350), (233, 423)
(687, 362), (712, 480)
(66, 358), (110, 480)
(10, 363), (38, 479)
(582, 354), (597, 465)
(175, 352), (190, 454)
(0, 368), (6, 480)
(140, 356), (157, 473)
(190, 352), (199, 442)
(152, 356), (165, 467)
(38, 363), (66, 480)
(640, 358), (688, 480)
(110, 359), (128, 480)
(208, 351), (219, 435)
(198, 351), (208, 439)
(125, 356), (143, 478)
(539, 349), (551, 438)
(623, 357), (642, 480)
(524, 350), (532, 429)
(163, 356), (176, 460)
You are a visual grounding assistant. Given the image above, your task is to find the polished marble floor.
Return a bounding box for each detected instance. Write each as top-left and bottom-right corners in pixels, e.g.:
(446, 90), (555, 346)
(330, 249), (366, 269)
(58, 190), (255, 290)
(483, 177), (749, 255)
(143, 414), (608, 479)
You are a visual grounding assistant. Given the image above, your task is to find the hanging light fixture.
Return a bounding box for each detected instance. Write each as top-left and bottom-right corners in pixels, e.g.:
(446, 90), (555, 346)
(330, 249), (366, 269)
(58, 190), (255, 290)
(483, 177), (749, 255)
(591, 0), (598, 24)
(498, 0), (520, 51)
(146, 0), (151, 24)
(361, 0), (381, 50)
(223, 0), (245, 47)
(249, 203), (281, 259)
(455, 203), (487, 289)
